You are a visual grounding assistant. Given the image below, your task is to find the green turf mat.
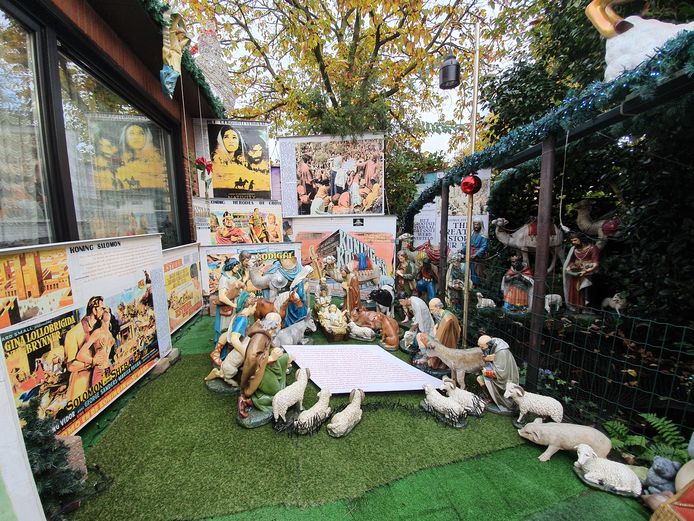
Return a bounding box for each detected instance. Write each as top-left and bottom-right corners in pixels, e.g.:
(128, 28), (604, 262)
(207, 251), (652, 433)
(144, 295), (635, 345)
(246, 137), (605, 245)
(522, 488), (649, 520)
(71, 351), (523, 521)
(70, 314), (648, 521)
(196, 447), (648, 521)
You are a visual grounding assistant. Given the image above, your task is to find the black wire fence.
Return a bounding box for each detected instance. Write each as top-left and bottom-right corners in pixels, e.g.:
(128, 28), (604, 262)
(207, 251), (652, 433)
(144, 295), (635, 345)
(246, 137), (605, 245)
(463, 260), (693, 437)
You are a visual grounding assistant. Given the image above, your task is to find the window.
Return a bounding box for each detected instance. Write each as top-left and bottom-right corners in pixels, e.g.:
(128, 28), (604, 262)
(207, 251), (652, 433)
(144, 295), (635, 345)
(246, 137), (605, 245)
(0, 9), (52, 247)
(58, 54), (179, 248)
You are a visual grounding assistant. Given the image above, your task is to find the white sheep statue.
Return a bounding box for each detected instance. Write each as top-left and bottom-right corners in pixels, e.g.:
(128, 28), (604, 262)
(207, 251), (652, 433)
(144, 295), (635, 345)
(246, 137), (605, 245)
(422, 384), (467, 427)
(272, 367), (310, 423)
(327, 388), (365, 438)
(574, 443), (643, 497)
(544, 294), (563, 314)
(503, 382), (564, 424)
(475, 292), (496, 309)
(294, 388), (332, 435)
(441, 376), (485, 418)
(347, 321), (377, 341)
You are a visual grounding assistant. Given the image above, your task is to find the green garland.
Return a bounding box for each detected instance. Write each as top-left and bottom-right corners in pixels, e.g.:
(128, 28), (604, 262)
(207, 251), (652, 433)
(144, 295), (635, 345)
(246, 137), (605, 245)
(139, 0), (226, 118)
(402, 30), (694, 232)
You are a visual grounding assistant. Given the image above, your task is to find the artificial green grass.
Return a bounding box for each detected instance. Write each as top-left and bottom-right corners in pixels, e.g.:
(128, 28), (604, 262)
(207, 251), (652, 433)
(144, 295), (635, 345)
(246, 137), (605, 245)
(71, 316), (649, 521)
(199, 447), (650, 521)
(72, 351), (522, 521)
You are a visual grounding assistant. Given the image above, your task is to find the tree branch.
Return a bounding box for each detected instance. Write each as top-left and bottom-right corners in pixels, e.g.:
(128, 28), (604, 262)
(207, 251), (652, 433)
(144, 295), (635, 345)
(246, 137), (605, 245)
(312, 43), (339, 107)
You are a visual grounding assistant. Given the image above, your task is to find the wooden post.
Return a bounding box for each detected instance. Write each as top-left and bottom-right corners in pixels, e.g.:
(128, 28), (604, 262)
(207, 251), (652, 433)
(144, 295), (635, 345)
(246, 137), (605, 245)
(439, 181), (449, 299)
(527, 136), (555, 391)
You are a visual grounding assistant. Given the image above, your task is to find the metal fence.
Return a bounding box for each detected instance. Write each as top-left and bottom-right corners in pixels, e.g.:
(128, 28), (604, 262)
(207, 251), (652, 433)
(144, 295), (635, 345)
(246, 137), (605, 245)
(466, 262), (693, 437)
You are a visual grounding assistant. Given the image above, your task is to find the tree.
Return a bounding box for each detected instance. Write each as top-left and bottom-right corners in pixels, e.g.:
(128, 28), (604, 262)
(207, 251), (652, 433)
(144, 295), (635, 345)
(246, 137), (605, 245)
(481, 0), (694, 325)
(178, 0), (519, 142)
(385, 145), (447, 222)
(20, 401), (85, 520)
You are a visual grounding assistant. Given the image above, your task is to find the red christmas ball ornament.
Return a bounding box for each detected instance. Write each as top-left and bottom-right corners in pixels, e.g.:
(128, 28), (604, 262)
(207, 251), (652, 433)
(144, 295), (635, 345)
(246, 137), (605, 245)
(461, 174), (482, 195)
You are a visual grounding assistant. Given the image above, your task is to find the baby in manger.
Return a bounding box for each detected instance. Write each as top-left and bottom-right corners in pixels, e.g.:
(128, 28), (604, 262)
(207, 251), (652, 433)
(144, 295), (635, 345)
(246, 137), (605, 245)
(318, 303), (349, 336)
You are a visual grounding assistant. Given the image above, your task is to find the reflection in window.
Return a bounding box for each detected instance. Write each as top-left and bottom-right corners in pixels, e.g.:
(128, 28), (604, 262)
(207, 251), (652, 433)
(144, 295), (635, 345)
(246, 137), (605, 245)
(0, 10), (52, 247)
(59, 54), (179, 248)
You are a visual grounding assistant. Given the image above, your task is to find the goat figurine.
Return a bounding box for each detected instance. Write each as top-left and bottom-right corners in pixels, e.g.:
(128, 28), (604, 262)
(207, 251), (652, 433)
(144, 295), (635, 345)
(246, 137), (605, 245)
(327, 388), (365, 438)
(419, 333), (483, 389)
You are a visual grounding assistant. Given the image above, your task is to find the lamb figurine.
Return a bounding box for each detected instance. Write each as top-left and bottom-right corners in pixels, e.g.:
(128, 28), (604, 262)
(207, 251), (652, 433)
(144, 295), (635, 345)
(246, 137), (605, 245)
(272, 367), (310, 423)
(574, 443), (642, 497)
(441, 376), (485, 418)
(421, 384), (467, 427)
(601, 292), (627, 316)
(544, 294), (563, 314)
(347, 321), (377, 341)
(503, 382), (564, 424)
(475, 292), (496, 309)
(327, 388), (365, 438)
(293, 388), (332, 435)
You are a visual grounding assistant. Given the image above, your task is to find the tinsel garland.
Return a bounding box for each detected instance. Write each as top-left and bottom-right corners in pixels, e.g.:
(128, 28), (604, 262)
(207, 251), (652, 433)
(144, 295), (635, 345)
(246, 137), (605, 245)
(140, 0), (226, 118)
(402, 30), (694, 232)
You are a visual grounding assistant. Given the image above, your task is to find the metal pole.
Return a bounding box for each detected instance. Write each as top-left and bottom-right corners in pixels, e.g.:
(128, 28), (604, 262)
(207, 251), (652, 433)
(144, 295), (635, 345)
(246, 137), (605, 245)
(461, 20), (480, 347)
(527, 136), (556, 391)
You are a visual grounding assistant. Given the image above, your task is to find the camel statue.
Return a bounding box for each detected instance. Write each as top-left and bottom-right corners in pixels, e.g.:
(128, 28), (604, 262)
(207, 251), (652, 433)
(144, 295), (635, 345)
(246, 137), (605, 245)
(491, 218), (566, 273)
(321, 255), (382, 287)
(574, 199), (619, 250)
(396, 233), (437, 267)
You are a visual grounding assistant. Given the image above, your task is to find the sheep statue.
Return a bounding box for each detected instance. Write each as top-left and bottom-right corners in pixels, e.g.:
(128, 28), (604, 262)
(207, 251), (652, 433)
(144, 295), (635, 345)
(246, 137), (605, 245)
(503, 382), (564, 426)
(544, 294), (563, 314)
(327, 388), (365, 438)
(441, 377), (485, 418)
(347, 321), (377, 341)
(421, 384), (467, 428)
(574, 443), (643, 497)
(293, 388), (332, 435)
(475, 292), (496, 309)
(272, 367), (310, 424)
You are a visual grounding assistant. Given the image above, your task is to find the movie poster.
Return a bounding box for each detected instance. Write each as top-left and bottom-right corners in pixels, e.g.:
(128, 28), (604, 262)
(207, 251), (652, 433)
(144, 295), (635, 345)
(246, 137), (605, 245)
(278, 133), (385, 217)
(290, 216), (396, 297)
(0, 247), (74, 328)
(201, 243), (302, 295)
(194, 199), (284, 246)
(81, 115), (175, 244)
(163, 244), (203, 333)
(0, 235), (170, 435)
(194, 119), (270, 199)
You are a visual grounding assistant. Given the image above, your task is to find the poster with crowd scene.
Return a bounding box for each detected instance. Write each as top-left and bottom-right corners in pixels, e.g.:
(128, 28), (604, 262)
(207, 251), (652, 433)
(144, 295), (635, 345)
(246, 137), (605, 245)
(193, 119), (270, 199)
(201, 243), (302, 296)
(278, 133), (384, 217)
(0, 235), (170, 435)
(289, 216), (396, 298)
(163, 244), (203, 333)
(193, 198), (284, 246)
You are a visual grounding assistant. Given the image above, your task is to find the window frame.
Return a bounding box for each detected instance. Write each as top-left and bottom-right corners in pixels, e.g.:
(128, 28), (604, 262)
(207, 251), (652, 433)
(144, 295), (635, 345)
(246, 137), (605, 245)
(0, 0), (190, 246)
